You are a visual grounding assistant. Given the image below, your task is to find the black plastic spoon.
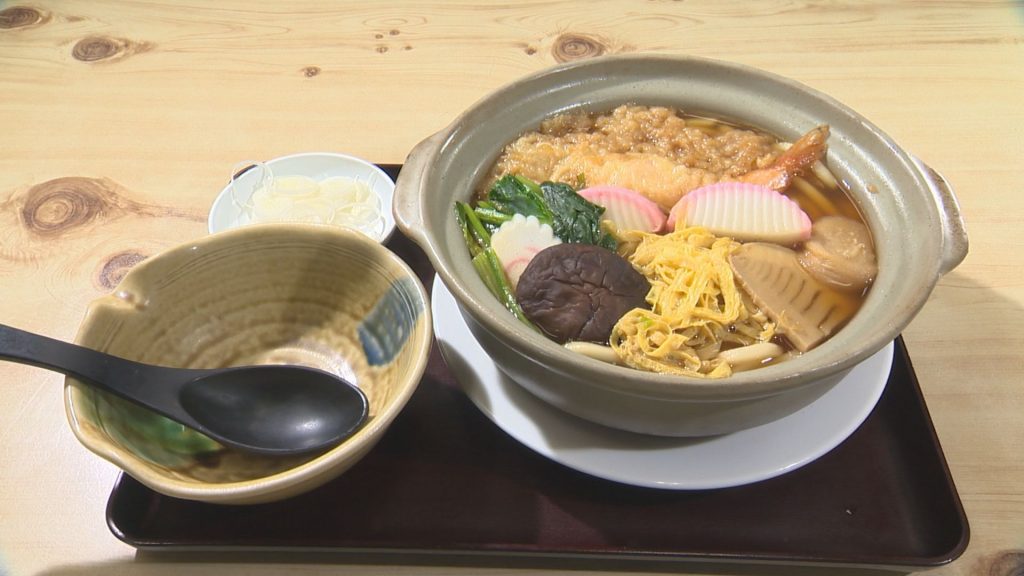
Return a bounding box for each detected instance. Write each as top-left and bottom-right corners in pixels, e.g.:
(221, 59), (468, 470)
(0, 323), (369, 456)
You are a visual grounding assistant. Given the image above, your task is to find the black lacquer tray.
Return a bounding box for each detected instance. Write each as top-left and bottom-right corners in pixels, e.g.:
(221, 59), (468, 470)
(106, 165), (968, 571)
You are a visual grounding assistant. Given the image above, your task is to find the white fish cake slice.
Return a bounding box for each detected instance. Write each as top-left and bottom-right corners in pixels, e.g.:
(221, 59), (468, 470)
(490, 214), (561, 289)
(670, 182), (812, 244)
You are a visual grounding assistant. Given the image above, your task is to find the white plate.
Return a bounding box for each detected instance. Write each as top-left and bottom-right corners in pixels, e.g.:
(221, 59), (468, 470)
(432, 278), (893, 490)
(207, 151), (396, 242)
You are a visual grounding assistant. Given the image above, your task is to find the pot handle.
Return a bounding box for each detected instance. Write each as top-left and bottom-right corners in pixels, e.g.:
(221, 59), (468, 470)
(910, 156), (969, 275)
(393, 131), (447, 246)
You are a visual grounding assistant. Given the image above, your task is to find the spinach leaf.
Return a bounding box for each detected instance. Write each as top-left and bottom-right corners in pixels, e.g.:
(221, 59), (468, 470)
(486, 175), (554, 223)
(481, 174), (616, 250)
(540, 181), (617, 250)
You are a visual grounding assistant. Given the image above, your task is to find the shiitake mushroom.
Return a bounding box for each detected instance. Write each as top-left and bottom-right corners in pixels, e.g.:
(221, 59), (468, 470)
(516, 243), (649, 344)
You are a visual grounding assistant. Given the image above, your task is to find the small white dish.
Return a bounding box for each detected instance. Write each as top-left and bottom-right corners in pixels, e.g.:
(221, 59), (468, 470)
(208, 152), (396, 242)
(432, 278), (894, 490)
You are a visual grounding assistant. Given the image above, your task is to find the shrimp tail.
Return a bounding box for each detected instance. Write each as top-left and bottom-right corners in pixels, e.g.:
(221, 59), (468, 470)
(775, 125), (830, 175)
(739, 125), (830, 191)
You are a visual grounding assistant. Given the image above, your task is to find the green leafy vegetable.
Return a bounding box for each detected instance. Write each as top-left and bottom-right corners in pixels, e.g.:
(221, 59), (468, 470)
(486, 175), (554, 223)
(472, 206), (513, 228)
(478, 175), (616, 250)
(472, 248), (533, 325)
(455, 201), (487, 258)
(456, 173), (618, 331)
(540, 181), (616, 250)
(455, 202), (535, 328)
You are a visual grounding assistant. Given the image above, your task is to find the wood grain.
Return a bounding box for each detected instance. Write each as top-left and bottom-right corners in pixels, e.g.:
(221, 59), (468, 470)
(1, 1), (1022, 576)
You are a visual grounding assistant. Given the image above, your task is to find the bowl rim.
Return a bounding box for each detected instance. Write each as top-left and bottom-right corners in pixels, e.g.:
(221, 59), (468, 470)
(400, 53), (955, 403)
(64, 223), (432, 503)
(207, 151), (397, 243)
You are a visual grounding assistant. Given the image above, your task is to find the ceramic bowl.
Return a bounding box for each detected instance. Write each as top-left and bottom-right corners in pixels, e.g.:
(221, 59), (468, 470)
(65, 223), (431, 504)
(208, 152), (396, 242)
(394, 54), (968, 437)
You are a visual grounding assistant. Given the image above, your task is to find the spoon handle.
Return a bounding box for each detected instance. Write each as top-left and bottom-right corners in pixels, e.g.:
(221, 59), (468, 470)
(0, 323), (178, 407)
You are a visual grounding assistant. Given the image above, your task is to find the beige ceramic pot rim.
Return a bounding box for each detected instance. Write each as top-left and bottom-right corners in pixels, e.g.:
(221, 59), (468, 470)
(395, 54), (968, 402)
(64, 223), (433, 503)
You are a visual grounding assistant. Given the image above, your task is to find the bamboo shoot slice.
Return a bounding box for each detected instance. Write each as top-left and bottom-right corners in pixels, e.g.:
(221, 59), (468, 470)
(730, 243), (858, 352)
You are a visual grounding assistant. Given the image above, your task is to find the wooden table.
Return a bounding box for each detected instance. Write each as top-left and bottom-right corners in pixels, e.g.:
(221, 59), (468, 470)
(1, 2), (1021, 575)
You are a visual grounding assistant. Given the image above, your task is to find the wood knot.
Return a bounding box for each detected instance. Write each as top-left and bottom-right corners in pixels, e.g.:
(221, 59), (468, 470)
(97, 251), (147, 290)
(71, 36), (151, 62)
(552, 33), (606, 62)
(21, 177), (114, 237)
(0, 6), (46, 29)
(978, 550), (1024, 576)
(302, 66), (321, 77)
(73, 36), (122, 61)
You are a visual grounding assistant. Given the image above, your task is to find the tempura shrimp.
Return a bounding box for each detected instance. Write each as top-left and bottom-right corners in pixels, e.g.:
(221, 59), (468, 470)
(738, 125), (830, 192)
(548, 125), (830, 211)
